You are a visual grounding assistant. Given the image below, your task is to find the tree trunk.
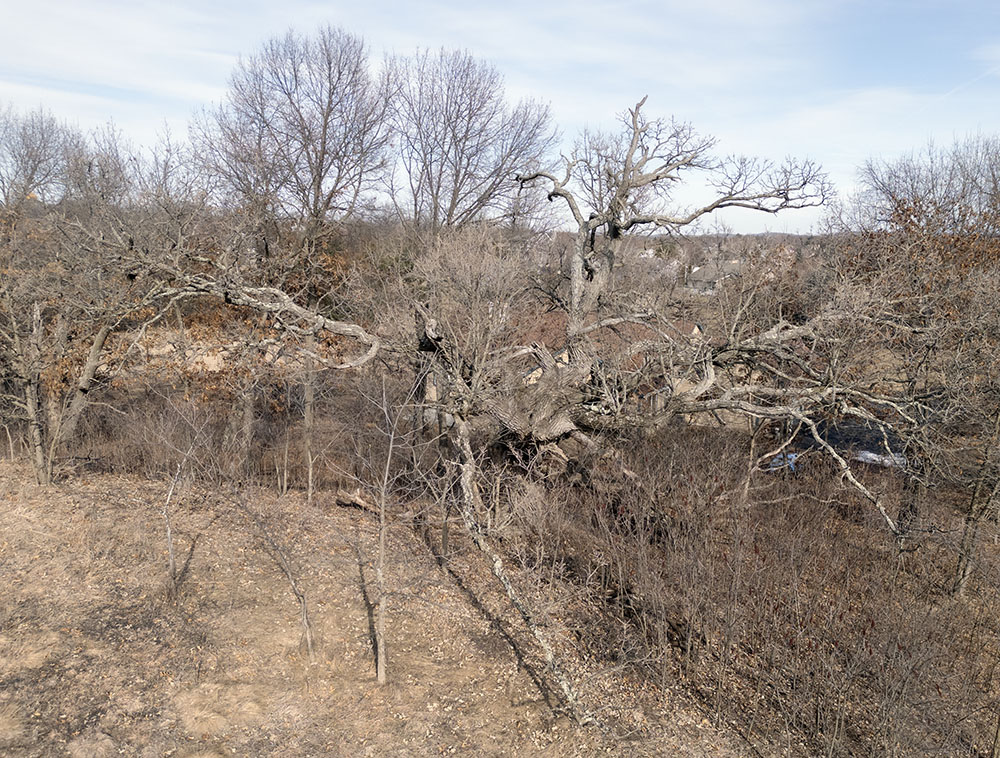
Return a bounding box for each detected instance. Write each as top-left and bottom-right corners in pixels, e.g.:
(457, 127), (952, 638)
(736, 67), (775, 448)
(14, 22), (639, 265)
(24, 303), (50, 485)
(57, 324), (111, 454)
(895, 475), (924, 578)
(241, 382), (255, 479)
(953, 485), (999, 597)
(376, 489), (387, 685)
(43, 315), (69, 446)
(162, 460), (184, 600)
(303, 336), (316, 504)
(23, 374), (48, 486)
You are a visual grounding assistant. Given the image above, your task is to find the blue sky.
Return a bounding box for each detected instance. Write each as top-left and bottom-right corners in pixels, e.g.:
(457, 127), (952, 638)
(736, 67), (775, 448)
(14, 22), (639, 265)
(3, 0), (999, 232)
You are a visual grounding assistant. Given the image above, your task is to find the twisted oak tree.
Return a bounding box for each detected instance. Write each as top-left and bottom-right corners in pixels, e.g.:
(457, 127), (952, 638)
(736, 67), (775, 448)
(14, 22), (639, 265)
(414, 99), (922, 535)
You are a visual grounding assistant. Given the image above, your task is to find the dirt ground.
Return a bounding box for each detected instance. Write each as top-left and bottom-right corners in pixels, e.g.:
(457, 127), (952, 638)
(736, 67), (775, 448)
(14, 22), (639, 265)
(0, 461), (754, 757)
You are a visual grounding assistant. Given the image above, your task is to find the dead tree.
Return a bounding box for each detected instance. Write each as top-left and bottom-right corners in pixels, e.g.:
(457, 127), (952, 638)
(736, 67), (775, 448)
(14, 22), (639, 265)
(396, 98), (920, 534)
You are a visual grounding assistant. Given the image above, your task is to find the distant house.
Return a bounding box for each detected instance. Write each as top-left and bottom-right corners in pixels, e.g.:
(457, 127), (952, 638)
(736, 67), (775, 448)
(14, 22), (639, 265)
(686, 259), (742, 294)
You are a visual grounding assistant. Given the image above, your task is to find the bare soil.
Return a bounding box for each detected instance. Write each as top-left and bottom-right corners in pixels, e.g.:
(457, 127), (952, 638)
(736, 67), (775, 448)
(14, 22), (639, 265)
(0, 461), (752, 757)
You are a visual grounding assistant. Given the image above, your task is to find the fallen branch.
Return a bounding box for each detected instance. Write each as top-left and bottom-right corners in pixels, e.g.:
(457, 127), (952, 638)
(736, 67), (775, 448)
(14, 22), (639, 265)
(332, 488), (378, 515)
(454, 418), (596, 726)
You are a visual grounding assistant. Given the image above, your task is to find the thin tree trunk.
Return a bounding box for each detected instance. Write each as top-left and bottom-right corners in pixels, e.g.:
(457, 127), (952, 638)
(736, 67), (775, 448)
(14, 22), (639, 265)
(376, 487), (387, 684)
(174, 301), (186, 340)
(162, 458), (188, 600)
(894, 475), (925, 582)
(281, 431), (290, 496)
(24, 376), (48, 485)
(58, 324), (111, 449)
(304, 335), (316, 504)
(42, 315), (69, 446)
(241, 382), (255, 478)
(953, 486), (999, 597)
(438, 401), (452, 559)
(566, 227), (590, 357)
(24, 303), (49, 485)
(374, 378), (397, 685)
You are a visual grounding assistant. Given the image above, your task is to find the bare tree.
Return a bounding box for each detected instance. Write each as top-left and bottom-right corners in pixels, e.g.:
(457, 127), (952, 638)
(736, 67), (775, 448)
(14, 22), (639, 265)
(520, 97), (829, 349)
(392, 98), (927, 534)
(848, 136), (1000, 584)
(0, 114), (169, 483)
(479, 100), (834, 451)
(0, 105), (71, 211)
(192, 25), (391, 273)
(191, 27), (391, 490)
(389, 48), (556, 231)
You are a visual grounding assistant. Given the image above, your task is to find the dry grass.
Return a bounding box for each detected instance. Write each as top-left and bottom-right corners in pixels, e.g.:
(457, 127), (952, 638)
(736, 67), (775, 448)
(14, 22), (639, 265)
(0, 459), (746, 757)
(173, 683), (266, 736)
(0, 631), (59, 672)
(0, 704), (24, 745)
(66, 731), (116, 758)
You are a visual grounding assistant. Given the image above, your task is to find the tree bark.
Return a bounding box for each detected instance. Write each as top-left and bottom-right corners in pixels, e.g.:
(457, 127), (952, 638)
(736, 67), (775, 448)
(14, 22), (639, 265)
(304, 333), (316, 504)
(241, 381), (255, 478)
(24, 303), (49, 485)
(23, 374), (48, 485)
(57, 324), (111, 453)
(453, 418), (594, 725)
(376, 488), (387, 685)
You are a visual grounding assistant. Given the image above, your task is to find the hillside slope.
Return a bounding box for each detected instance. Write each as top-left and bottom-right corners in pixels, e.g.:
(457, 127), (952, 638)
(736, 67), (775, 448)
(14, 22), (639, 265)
(0, 462), (753, 757)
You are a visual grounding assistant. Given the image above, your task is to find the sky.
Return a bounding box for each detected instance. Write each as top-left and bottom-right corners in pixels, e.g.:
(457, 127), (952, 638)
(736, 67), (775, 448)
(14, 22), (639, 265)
(2, 0), (1000, 233)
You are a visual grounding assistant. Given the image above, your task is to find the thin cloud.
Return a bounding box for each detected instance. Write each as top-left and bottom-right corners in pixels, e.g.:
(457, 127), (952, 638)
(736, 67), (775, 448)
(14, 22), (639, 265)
(0, 0), (997, 232)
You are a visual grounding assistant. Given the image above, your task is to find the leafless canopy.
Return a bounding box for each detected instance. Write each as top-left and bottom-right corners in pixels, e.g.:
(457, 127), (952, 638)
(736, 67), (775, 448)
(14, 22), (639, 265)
(858, 136), (1000, 237)
(389, 48), (556, 231)
(518, 98), (829, 336)
(522, 96), (829, 235)
(0, 105), (73, 211)
(193, 25), (391, 242)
